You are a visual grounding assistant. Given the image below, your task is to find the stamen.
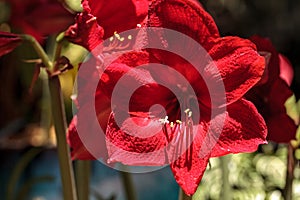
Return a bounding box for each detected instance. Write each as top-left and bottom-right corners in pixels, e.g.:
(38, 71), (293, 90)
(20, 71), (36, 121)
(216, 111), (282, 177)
(103, 31), (132, 52)
(176, 120), (182, 124)
(137, 24), (142, 28)
(86, 17), (97, 24)
(184, 108), (190, 113)
(170, 122), (174, 128)
(70, 94), (77, 100)
(187, 124), (193, 170)
(114, 31), (121, 40)
(159, 116), (169, 124)
(160, 107), (194, 168)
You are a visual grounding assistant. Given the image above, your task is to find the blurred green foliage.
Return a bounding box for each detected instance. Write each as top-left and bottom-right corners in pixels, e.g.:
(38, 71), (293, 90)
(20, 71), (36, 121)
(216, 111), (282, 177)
(194, 144), (300, 200)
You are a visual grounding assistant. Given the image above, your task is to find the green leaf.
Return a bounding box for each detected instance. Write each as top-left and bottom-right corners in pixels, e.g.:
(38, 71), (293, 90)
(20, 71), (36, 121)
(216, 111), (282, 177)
(64, 0), (83, 12)
(295, 149), (300, 160)
(284, 94), (299, 125)
(296, 127), (300, 141)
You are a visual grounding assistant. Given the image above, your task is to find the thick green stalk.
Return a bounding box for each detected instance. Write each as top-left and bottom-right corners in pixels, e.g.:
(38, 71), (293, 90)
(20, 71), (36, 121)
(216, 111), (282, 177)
(49, 76), (78, 200)
(283, 143), (295, 200)
(178, 188), (193, 200)
(178, 188), (192, 200)
(21, 35), (53, 70)
(220, 155), (232, 200)
(54, 33), (65, 59)
(120, 171), (137, 200)
(75, 160), (91, 200)
(22, 34), (77, 200)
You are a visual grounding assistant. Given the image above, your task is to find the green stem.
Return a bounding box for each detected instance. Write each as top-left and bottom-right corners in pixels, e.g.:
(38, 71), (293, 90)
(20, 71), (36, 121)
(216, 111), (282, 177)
(120, 171), (137, 200)
(22, 34), (78, 200)
(53, 32), (65, 62)
(220, 155), (232, 200)
(49, 76), (78, 200)
(283, 143), (295, 200)
(178, 188), (192, 200)
(75, 160), (91, 200)
(40, 70), (52, 143)
(21, 35), (53, 70)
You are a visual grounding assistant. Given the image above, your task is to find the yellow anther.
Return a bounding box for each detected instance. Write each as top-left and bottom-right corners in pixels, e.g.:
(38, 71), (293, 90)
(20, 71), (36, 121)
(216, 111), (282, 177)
(184, 108), (190, 113)
(128, 35), (132, 40)
(114, 31), (121, 40)
(119, 37), (125, 41)
(137, 24), (142, 28)
(188, 111), (192, 118)
(70, 94), (77, 100)
(170, 122), (174, 128)
(109, 37), (114, 41)
(159, 116), (169, 124)
(176, 120), (182, 124)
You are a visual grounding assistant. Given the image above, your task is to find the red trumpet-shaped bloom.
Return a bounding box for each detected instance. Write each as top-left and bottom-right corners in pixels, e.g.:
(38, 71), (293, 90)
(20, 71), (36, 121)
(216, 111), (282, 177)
(246, 36), (297, 143)
(67, 0), (267, 195)
(3, 0), (74, 42)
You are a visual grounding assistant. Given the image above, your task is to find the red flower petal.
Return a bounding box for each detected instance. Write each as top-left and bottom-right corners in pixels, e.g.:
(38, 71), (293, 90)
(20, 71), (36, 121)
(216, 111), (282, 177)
(279, 54), (294, 86)
(105, 112), (171, 165)
(148, 0), (219, 45)
(99, 51), (176, 114)
(86, 0), (149, 38)
(267, 114), (297, 143)
(0, 31), (22, 57)
(268, 78), (294, 114)
(65, 7), (104, 51)
(67, 115), (95, 160)
(249, 35), (280, 85)
(67, 96), (111, 160)
(207, 37), (265, 105)
(170, 146), (210, 196)
(209, 99), (267, 157)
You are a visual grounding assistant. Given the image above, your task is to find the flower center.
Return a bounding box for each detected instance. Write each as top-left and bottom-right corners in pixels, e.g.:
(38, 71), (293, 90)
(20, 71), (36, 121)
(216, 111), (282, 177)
(159, 107), (194, 170)
(157, 83), (198, 169)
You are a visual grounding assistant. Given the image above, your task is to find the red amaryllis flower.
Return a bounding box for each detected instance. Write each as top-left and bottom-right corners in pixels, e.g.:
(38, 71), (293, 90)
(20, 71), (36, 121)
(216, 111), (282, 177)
(0, 31), (22, 56)
(245, 36), (297, 143)
(2, 0), (74, 42)
(67, 0), (267, 195)
(65, 0), (149, 51)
